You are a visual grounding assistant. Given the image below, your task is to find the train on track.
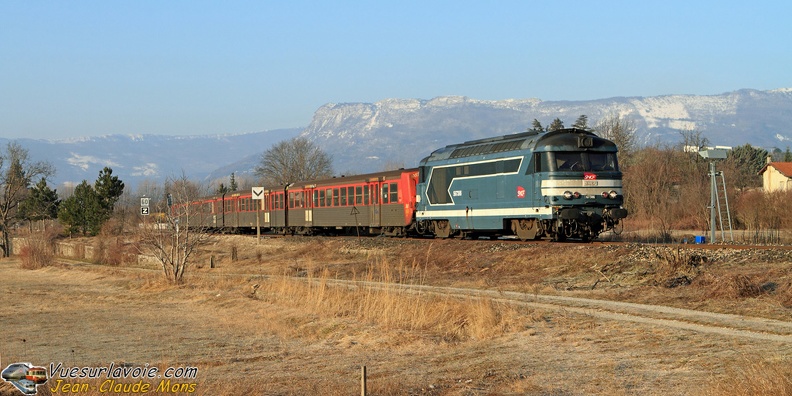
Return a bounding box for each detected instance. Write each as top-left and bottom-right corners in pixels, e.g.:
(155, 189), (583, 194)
(179, 128), (628, 241)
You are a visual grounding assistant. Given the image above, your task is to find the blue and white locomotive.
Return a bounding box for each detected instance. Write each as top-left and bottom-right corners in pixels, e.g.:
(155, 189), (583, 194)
(414, 128), (628, 241)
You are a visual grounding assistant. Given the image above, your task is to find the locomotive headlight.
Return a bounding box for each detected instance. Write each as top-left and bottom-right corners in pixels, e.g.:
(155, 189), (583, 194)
(601, 191), (609, 198)
(573, 191), (581, 199)
(563, 191), (573, 200)
(608, 190), (618, 199)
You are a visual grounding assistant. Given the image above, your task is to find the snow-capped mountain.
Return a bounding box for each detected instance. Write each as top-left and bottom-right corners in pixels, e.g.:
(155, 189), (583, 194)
(1, 129), (300, 193)
(300, 88), (792, 174)
(4, 88), (791, 193)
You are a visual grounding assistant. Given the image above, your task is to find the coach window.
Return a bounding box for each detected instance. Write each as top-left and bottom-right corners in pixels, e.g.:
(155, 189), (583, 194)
(355, 186), (363, 205)
(339, 187), (346, 206)
(389, 182), (398, 203)
(382, 183), (389, 203)
(332, 188), (339, 206)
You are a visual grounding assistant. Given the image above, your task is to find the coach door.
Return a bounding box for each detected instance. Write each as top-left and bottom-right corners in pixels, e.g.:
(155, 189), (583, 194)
(369, 181), (381, 227)
(304, 188), (314, 225)
(261, 193), (271, 227)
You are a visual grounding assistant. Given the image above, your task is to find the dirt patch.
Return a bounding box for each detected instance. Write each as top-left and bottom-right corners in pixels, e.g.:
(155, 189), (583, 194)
(1, 236), (791, 395)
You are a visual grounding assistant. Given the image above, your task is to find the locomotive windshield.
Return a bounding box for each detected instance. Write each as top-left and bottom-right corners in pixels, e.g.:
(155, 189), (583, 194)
(535, 152), (619, 172)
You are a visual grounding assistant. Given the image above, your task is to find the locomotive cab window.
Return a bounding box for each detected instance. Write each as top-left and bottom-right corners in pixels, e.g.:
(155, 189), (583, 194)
(547, 151), (619, 172)
(555, 152), (585, 171)
(589, 152), (618, 171)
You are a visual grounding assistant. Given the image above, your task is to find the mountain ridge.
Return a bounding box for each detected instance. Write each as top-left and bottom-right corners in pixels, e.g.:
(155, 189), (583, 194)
(3, 88), (791, 192)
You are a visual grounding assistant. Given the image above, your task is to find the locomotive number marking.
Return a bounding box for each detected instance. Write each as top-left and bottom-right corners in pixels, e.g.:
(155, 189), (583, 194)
(583, 180), (599, 186)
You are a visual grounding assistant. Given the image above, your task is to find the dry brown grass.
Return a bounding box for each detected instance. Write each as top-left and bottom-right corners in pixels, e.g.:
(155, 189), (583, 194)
(255, 257), (529, 343)
(700, 355), (792, 396)
(8, 235), (790, 395)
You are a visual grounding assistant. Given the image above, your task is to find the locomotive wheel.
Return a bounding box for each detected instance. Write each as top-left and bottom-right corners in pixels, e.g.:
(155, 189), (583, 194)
(512, 219), (538, 241)
(433, 220), (451, 239)
(415, 220), (430, 235)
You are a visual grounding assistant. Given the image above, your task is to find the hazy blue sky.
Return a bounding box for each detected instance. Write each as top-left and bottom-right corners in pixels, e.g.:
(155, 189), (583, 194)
(1, 1), (790, 140)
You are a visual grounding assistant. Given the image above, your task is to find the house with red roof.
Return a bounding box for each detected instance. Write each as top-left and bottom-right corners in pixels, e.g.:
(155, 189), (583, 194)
(759, 161), (792, 192)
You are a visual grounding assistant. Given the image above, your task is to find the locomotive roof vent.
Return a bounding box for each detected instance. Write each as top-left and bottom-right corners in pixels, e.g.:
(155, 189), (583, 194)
(577, 136), (594, 148)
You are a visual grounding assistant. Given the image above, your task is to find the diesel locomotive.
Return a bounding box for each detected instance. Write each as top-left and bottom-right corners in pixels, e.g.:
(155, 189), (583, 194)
(415, 127), (627, 241)
(181, 128), (627, 241)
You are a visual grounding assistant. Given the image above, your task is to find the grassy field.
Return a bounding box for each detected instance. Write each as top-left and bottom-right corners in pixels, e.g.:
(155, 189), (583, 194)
(1, 235), (790, 395)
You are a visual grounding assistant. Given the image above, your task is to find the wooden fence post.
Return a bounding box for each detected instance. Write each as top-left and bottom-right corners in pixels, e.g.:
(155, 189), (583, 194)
(361, 365), (367, 396)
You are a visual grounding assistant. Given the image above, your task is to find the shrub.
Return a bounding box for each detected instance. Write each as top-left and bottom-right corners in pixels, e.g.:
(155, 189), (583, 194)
(18, 231), (57, 270)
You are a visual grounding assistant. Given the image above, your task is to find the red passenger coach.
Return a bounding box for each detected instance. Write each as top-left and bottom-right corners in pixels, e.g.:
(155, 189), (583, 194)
(274, 168), (419, 236)
(183, 168), (419, 236)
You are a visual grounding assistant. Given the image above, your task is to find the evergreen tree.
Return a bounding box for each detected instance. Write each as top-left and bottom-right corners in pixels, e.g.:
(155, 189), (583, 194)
(94, 167), (124, 216)
(726, 143), (769, 189)
(530, 119), (543, 132)
(785, 147), (792, 162)
(229, 173), (238, 191)
(215, 183), (229, 195)
(18, 178), (59, 224)
(572, 115), (589, 130)
(58, 180), (104, 236)
(548, 118), (565, 131)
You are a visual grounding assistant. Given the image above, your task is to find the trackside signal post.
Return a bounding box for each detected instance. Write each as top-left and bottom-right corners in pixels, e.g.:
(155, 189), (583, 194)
(698, 148), (732, 243)
(252, 187), (265, 244)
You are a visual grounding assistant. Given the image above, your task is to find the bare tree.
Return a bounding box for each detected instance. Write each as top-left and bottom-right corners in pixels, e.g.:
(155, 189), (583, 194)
(137, 174), (213, 284)
(0, 142), (54, 257)
(622, 145), (686, 240)
(594, 115), (638, 165)
(678, 129), (709, 152)
(255, 137), (333, 186)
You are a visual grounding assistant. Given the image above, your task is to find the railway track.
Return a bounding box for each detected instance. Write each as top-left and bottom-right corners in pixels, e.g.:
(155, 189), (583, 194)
(244, 232), (792, 251)
(317, 277), (792, 344)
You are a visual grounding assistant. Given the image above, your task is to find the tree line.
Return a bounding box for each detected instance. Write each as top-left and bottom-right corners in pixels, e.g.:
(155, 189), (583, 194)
(2, 120), (791, 257)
